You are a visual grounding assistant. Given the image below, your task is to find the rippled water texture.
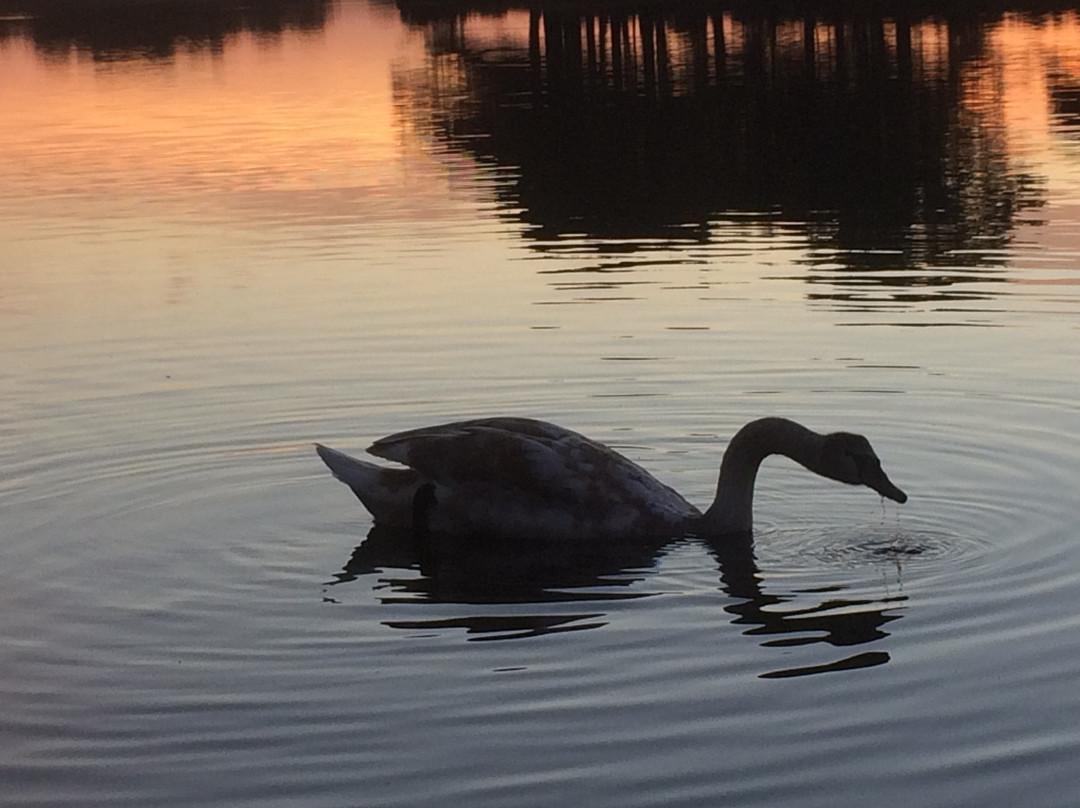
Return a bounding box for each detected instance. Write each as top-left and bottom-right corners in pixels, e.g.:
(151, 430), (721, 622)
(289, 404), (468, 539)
(3, 1), (1080, 806)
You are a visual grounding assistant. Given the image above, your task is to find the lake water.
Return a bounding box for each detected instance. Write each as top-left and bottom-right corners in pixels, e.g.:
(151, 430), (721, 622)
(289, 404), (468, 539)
(3, 0), (1080, 805)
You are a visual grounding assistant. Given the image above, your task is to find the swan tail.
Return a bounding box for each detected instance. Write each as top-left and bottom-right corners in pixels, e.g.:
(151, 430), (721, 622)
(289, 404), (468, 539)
(315, 444), (421, 527)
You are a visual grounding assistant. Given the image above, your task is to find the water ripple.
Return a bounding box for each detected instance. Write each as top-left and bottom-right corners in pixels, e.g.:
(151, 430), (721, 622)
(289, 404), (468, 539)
(760, 525), (996, 573)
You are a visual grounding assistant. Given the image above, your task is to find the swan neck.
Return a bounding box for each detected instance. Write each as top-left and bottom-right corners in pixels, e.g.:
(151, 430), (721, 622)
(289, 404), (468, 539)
(702, 418), (824, 536)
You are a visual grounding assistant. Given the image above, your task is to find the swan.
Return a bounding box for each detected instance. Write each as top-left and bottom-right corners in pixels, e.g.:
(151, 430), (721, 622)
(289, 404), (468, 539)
(316, 416), (906, 541)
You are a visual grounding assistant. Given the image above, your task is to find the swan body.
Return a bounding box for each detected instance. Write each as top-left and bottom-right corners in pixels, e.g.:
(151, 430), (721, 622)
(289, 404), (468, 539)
(316, 416), (906, 541)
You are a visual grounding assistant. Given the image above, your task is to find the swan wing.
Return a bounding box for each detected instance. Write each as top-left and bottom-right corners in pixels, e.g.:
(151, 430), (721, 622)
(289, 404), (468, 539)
(368, 417), (696, 532)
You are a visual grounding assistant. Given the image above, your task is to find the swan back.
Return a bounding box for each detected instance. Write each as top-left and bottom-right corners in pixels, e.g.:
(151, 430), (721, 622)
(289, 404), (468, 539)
(367, 418), (697, 540)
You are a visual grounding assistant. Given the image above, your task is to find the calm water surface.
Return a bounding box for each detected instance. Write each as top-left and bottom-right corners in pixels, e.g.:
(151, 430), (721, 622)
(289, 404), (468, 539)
(3, 1), (1080, 805)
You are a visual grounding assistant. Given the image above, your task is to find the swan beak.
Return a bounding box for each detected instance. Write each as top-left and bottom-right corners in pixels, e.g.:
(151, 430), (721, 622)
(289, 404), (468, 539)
(861, 459), (907, 504)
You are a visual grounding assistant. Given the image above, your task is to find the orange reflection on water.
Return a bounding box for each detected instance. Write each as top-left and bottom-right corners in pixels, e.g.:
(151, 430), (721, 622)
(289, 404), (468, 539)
(992, 13), (1080, 157)
(0, 2), (438, 218)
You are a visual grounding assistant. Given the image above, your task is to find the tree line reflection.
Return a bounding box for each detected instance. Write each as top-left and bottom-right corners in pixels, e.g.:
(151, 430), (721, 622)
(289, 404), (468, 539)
(399, 3), (1052, 255)
(0, 0), (332, 60)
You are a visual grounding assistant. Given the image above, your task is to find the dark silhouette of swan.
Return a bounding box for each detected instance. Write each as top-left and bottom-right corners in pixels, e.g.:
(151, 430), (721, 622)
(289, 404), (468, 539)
(316, 416), (906, 541)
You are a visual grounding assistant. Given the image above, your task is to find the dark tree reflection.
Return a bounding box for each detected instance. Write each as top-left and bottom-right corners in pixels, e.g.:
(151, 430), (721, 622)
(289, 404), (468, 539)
(392, 0), (1050, 280)
(0, 0), (332, 61)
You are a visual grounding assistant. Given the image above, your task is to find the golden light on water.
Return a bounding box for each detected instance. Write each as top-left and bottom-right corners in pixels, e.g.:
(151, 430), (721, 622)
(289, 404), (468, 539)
(0, 2), (430, 207)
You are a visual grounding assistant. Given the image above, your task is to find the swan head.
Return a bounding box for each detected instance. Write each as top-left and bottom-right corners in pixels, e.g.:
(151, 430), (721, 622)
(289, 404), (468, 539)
(818, 432), (907, 504)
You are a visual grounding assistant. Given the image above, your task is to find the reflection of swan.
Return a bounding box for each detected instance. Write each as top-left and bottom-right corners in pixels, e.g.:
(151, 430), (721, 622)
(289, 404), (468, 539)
(317, 416), (906, 540)
(707, 531), (904, 677)
(332, 521), (663, 604)
(328, 524), (907, 669)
